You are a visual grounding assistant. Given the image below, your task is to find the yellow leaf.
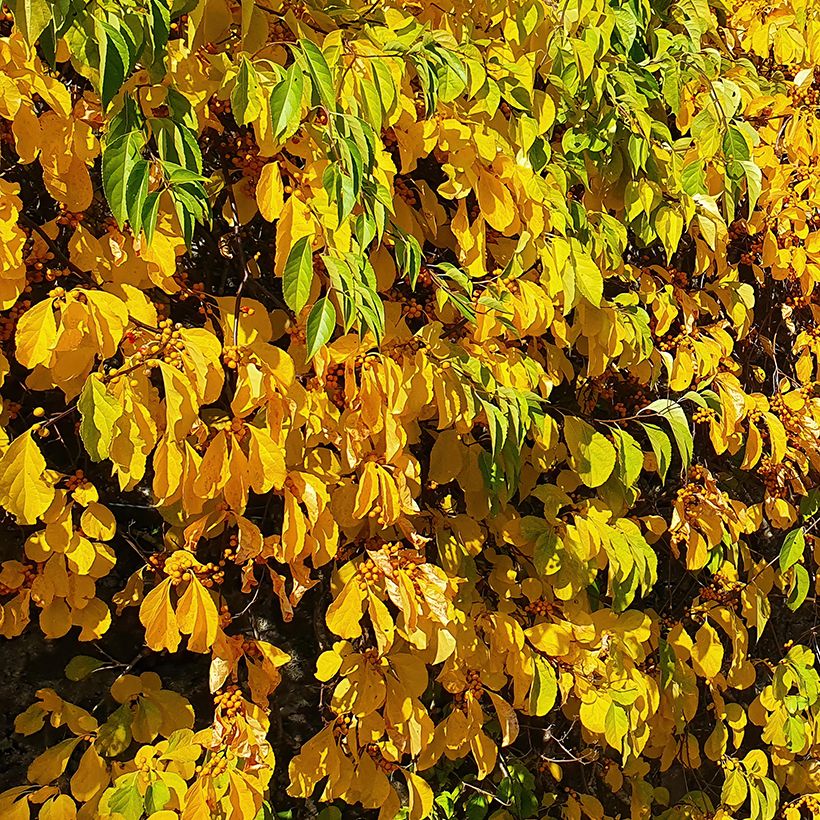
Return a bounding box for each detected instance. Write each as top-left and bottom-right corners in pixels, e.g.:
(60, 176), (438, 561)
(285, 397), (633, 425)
(0, 432), (55, 525)
(428, 430), (466, 485)
(139, 578), (181, 653)
(246, 426), (287, 493)
(763, 411), (787, 463)
(78, 375), (123, 462)
(159, 362), (198, 441)
(80, 503), (116, 541)
(524, 621), (572, 656)
(563, 417), (616, 488)
(528, 655), (557, 716)
(70, 744), (108, 802)
(488, 692), (519, 747)
(28, 737), (82, 785)
(476, 169), (515, 233)
(15, 297), (57, 369)
(39, 794), (77, 820)
(326, 579), (366, 639)
(176, 577), (218, 654)
(257, 161), (285, 222)
(84, 290), (128, 358)
(315, 649), (343, 682)
(403, 770), (434, 820)
(690, 622), (723, 679)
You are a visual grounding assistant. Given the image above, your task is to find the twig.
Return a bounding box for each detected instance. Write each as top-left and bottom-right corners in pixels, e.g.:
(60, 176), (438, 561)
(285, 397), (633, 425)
(222, 164), (253, 347)
(18, 213), (160, 333)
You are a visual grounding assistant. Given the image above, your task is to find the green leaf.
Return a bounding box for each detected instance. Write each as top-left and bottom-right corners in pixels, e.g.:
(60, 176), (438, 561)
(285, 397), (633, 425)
(102, 131), (145, 227)
(282, 236), (313, 314)
(6, 0), (52, 44)
(571, 247), (603, 306)
(723, 126), (750, 162)
(231, 54), (263, 125)
(78, 375), (122, 462)
(779, 528), (806, 573)
(96, 703), (133, 757)
(270, 63), (304, 140)
(787, 563), (810, 611)
(604, 702), (629, 753)
(125, 159), (149, 237)
(655, 205), (684, 263)
(612, 428), (643, 487)
(305, 297), (336, 360)
(643, 399), (692, 470)
(564, 416), (616, 488)
(528, 656), (557, 716)
(660, 58), (681, 112)
(299, 38), (335, 110)
(142, 192), (161, 245)
(65, 655), (107, 681)
(145, 781), (171, 813)
(742, 160), (762, 218)
(97, 18), (130, 108)
(680, 160), (706, 196)
(641, 422), (672, 482)
(104, 773), (143, 820)
(533, 526), (560, 577)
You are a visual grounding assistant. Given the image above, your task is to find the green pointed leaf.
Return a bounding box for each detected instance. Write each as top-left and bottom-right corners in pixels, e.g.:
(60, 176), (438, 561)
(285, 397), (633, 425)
(97, 18), (130, 108)
(528, 656), (557, 716)
(564, 416), (616, 488)
(299, 38), (335, 110)
(102, 131), (145, 227)
(643, 399), (692, 470)
(282, 235), (313, 314)
(779, 528), (805, 573)
(65, 655), (107, 681)
(231, 54), (263, 125)
(270, 63), (304, 140)
(787, 563), (810, 611)
(612, 428), (643, 487)
(641, 422), (672, 482)
(78, 375), (123, 462)
(305, 296), (336, 360)
(6, 0), (52, 44)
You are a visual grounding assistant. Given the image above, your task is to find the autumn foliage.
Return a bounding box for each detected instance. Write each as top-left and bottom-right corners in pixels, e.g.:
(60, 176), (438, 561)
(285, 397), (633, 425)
(4, 0), (820, 818)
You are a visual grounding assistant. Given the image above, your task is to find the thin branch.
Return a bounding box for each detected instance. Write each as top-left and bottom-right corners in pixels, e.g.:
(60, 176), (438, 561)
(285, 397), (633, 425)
(222, 164), (253, 347)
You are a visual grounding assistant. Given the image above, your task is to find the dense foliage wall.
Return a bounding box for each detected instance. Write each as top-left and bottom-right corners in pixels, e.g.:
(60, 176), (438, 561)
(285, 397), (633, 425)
(3, 0), (820, 817)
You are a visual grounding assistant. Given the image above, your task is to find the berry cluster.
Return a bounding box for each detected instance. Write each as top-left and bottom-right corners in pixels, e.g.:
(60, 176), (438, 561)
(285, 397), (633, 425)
(151, 550), (227, 589)
(65, 470), (89, 492)
(333, 713), (353, 739)
(523, 597), (557, 618)
(658, 327), (700, 353)
(131, 319), (187, 374)
(284, 319), (306, 344)
(0, 564), (36, 596)
(364, 743), (398, 773)
(394, 177), (417, 207)
(196, 752), (233, 778)
(56, 206), (85, 230)
(214, 685), (245, 717)
(693, 407), (716, 425)
(268, 15), (295, 42)
(789, 69), (820, 108)
(226, 132), (266, 188)
(174, 269), (210, 314)
(357, 556), (383, 589)
(0, 298), (32, 344)
(757, 456), (791, 499)
(699, 573), (744, 606)
(770, 391), (804, 432)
